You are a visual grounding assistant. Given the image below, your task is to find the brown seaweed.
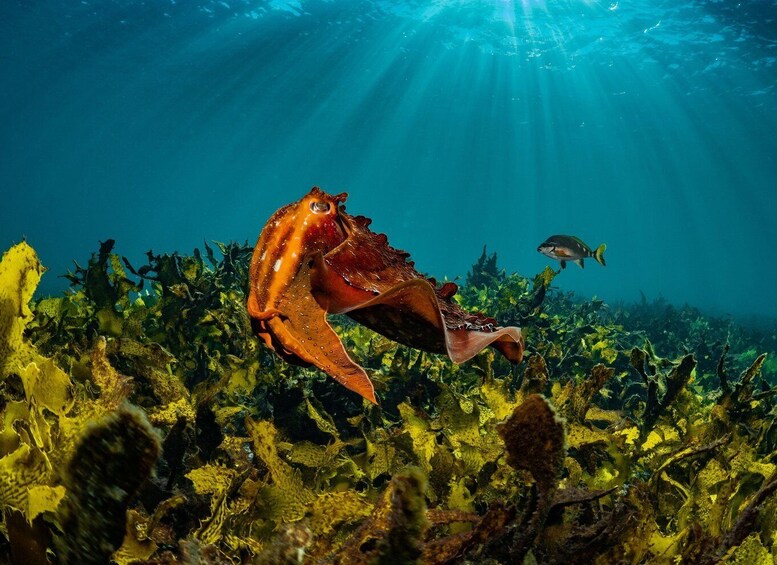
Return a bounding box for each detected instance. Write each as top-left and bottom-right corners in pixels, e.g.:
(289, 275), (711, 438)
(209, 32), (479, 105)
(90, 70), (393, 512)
(54, 405), (161, 564)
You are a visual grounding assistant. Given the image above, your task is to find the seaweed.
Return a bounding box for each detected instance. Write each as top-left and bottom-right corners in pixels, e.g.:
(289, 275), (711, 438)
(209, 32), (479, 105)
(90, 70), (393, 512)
(497, 394), (566, 561)
(327, 467), (429, 564)
(54, 405), (161, 564)
(1, 240), (776, 563)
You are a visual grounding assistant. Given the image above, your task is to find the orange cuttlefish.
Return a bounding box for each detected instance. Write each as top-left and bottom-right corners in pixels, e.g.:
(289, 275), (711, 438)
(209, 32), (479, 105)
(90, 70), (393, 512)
(247, 187), (524, 404)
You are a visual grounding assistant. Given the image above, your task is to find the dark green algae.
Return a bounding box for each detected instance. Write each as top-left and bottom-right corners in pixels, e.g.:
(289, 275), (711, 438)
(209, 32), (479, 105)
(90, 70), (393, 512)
(0, 240), (775, 563)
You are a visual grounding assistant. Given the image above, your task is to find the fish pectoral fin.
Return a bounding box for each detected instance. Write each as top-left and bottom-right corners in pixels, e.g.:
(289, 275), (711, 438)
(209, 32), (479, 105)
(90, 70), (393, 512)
(560, 260), (567, 270)
(575, 258), (585, 269)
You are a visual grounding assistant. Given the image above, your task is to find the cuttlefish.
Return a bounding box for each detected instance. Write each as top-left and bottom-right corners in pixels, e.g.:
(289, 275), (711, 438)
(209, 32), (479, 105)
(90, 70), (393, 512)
(248, 187), (524, 404)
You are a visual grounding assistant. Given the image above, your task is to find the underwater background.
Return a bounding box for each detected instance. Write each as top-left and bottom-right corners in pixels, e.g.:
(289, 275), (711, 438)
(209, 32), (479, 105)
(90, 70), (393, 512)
(2, 0), (777, 320)
(2, 1), (777, 564)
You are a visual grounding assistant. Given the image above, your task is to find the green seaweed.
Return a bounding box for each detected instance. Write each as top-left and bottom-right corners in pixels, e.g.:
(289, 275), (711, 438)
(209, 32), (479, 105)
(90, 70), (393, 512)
(0, 241), (775, 563)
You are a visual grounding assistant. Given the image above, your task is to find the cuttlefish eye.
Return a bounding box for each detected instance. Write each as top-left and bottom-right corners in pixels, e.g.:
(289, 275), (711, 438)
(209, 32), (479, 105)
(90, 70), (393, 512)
(309, 201), (331, 214)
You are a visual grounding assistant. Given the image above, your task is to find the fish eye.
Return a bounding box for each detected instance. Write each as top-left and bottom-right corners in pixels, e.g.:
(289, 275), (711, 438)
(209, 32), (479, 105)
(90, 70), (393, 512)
(309, 201), (331, 214)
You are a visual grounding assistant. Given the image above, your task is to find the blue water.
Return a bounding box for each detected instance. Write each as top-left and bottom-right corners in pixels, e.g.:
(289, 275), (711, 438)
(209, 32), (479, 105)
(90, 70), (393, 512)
(2, 0), (776, 320)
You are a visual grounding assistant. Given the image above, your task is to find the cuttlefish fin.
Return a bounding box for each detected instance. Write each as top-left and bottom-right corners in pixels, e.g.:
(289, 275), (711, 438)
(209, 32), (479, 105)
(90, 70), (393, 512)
(266, 264), (377, 404)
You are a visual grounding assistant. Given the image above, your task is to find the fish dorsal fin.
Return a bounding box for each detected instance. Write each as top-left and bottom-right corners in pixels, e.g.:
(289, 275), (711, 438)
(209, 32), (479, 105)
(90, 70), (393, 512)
(569, 236), (591, 252)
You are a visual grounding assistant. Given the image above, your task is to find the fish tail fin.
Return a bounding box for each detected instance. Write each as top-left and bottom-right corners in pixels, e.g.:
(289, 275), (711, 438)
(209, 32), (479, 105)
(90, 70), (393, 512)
(594, 244), (606, 266)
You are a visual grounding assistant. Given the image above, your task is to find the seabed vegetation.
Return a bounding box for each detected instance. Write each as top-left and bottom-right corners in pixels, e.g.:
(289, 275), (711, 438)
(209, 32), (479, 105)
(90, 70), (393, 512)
(0, 240), (775, 564)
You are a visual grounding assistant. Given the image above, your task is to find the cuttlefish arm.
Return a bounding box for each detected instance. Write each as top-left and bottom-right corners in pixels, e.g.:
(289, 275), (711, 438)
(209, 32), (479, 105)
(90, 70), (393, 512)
(311, 213), (524, 365)
(249, 255), (378, 404)
(313, 257), (522, 364)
